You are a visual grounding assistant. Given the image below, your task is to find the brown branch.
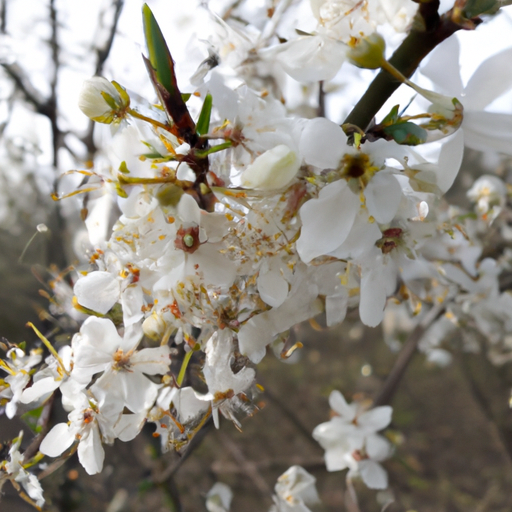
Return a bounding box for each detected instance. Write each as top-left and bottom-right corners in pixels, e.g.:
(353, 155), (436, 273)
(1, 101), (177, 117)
(260, 382), (320, 451)
(2, 63), (49, 114)
(458, 352), (512, 471)
(0, 0), (6, 33)
(374, 304), (444, 407)
(48, 0), (61, 168)
(94, 0), (124, 76)
(218, 431), (272, 496)
(317, 80), (325, 118)
(152, 416), (214, 484)
(344, 2), (481, 131)
(81, 0), (125, 159)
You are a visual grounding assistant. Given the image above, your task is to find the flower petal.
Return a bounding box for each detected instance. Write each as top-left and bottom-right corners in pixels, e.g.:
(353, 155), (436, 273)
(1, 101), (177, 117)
(297, 181), (358, 263)
(74, 271), (120, 315)
(40, 423), (75, 457)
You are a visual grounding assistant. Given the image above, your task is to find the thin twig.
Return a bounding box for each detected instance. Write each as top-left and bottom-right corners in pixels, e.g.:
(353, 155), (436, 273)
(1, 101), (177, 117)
(260, 383), (320, 451)
(211, 457), (324, 474)
(374, 304), (444, 407)
(317, 81), (325, 118)
(218, 431), (272, 496)
(0, 0), (6, 33)
(82, 0), (125, 159)
(94, 0), (124, 76)
(345, 477), (361, 512)
(152, 416), (214, 484)
(458, 352), (512, 471)
(160, 475), (183, 512)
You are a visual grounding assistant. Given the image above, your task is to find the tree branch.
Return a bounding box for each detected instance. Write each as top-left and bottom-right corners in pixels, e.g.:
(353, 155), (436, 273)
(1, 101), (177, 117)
(82, 0), (125, 159)
(344, 2), (480, 131)
(0, 0), (6, 34)
(374, 304), (444, 407)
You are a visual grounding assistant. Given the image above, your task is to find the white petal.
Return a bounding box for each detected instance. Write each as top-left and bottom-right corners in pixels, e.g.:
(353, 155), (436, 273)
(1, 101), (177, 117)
(261, 35), (346, 82)
(420, 36), (462, 97)
(74, 271), (120, 315)
(329, 390), (356, 421)
(463, 111), (512, 155)
(120, 371), (159, 412)
(171, 387), (209, 423)
(297, 181), (358, 263)
(240, 145), (300, 190)
(85, 193), (115, 247)
(178, 193), (201, 225)
(300, 118), (347, 169)
(206, 482), (233, 512)
(130, 346), (171, 375)
(436, 130), (464, 193)
(77, 425), (105, 475)
(237, 315), (272, 363)
(79, 317), (123, 353)
(324, 445), (352, 472)
(114, 412), (146, 442)
(358, 406), (393, 431)
(120, 285), (144, 326)
(365, 173), (401, 224)
(20, 377), (60, 404)
(359, 259), (388, 328)
(465, 46), (512, 109)
(366, 434), (391, 461)
(330, 211), (381, 260)
(257, 267), (289, 307)
(40, 423), (75, 457)
(326, 290), (348, 327)
(188, 244), (237, 287)
(359, 460), (388, 489)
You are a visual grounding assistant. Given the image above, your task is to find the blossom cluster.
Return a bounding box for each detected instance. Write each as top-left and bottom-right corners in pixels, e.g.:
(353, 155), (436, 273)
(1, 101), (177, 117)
(1, 0), (512, 508)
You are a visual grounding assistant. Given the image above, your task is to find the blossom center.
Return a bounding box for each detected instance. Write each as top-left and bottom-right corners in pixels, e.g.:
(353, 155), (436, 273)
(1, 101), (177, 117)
(174, 226), (201, 253)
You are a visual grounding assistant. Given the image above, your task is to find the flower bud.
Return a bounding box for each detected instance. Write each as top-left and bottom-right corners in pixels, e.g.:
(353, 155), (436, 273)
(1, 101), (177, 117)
(142, 312), (167, 341)
(347, 33), (386, 69)
(240, 145), (300, 190)
(78, 77), (130, 124)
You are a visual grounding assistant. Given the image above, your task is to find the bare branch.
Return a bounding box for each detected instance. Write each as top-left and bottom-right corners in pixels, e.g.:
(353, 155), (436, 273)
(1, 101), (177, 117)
(95, 0), (124, 76)
(2, 63), (49, 114)
(0, 0), (7, 34)
(218, 431), (273, 496)
(374, 304), (444, 407)
(82, 0), (125, 158)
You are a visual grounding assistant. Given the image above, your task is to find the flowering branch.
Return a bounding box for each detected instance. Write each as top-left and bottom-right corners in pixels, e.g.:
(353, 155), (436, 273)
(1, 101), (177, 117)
(344, 1), (480, 131)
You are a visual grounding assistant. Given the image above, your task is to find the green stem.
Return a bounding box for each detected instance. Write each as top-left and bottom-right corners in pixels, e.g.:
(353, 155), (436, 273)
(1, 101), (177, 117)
(193, 141), (232, 158)
(176, 348), (194, 387)
(128, 108), (174, 133)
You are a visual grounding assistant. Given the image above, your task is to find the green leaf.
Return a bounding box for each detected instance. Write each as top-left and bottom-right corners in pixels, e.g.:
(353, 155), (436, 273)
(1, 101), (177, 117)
(383, 122), (427, 145)
(142, 4), (197, 145)
(380, 105), (400, 126)
(142, 4), (176, 97)
(196, 93), (213, 135)
(21, 406), (44, 434)
(464, 0), (512, 17)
